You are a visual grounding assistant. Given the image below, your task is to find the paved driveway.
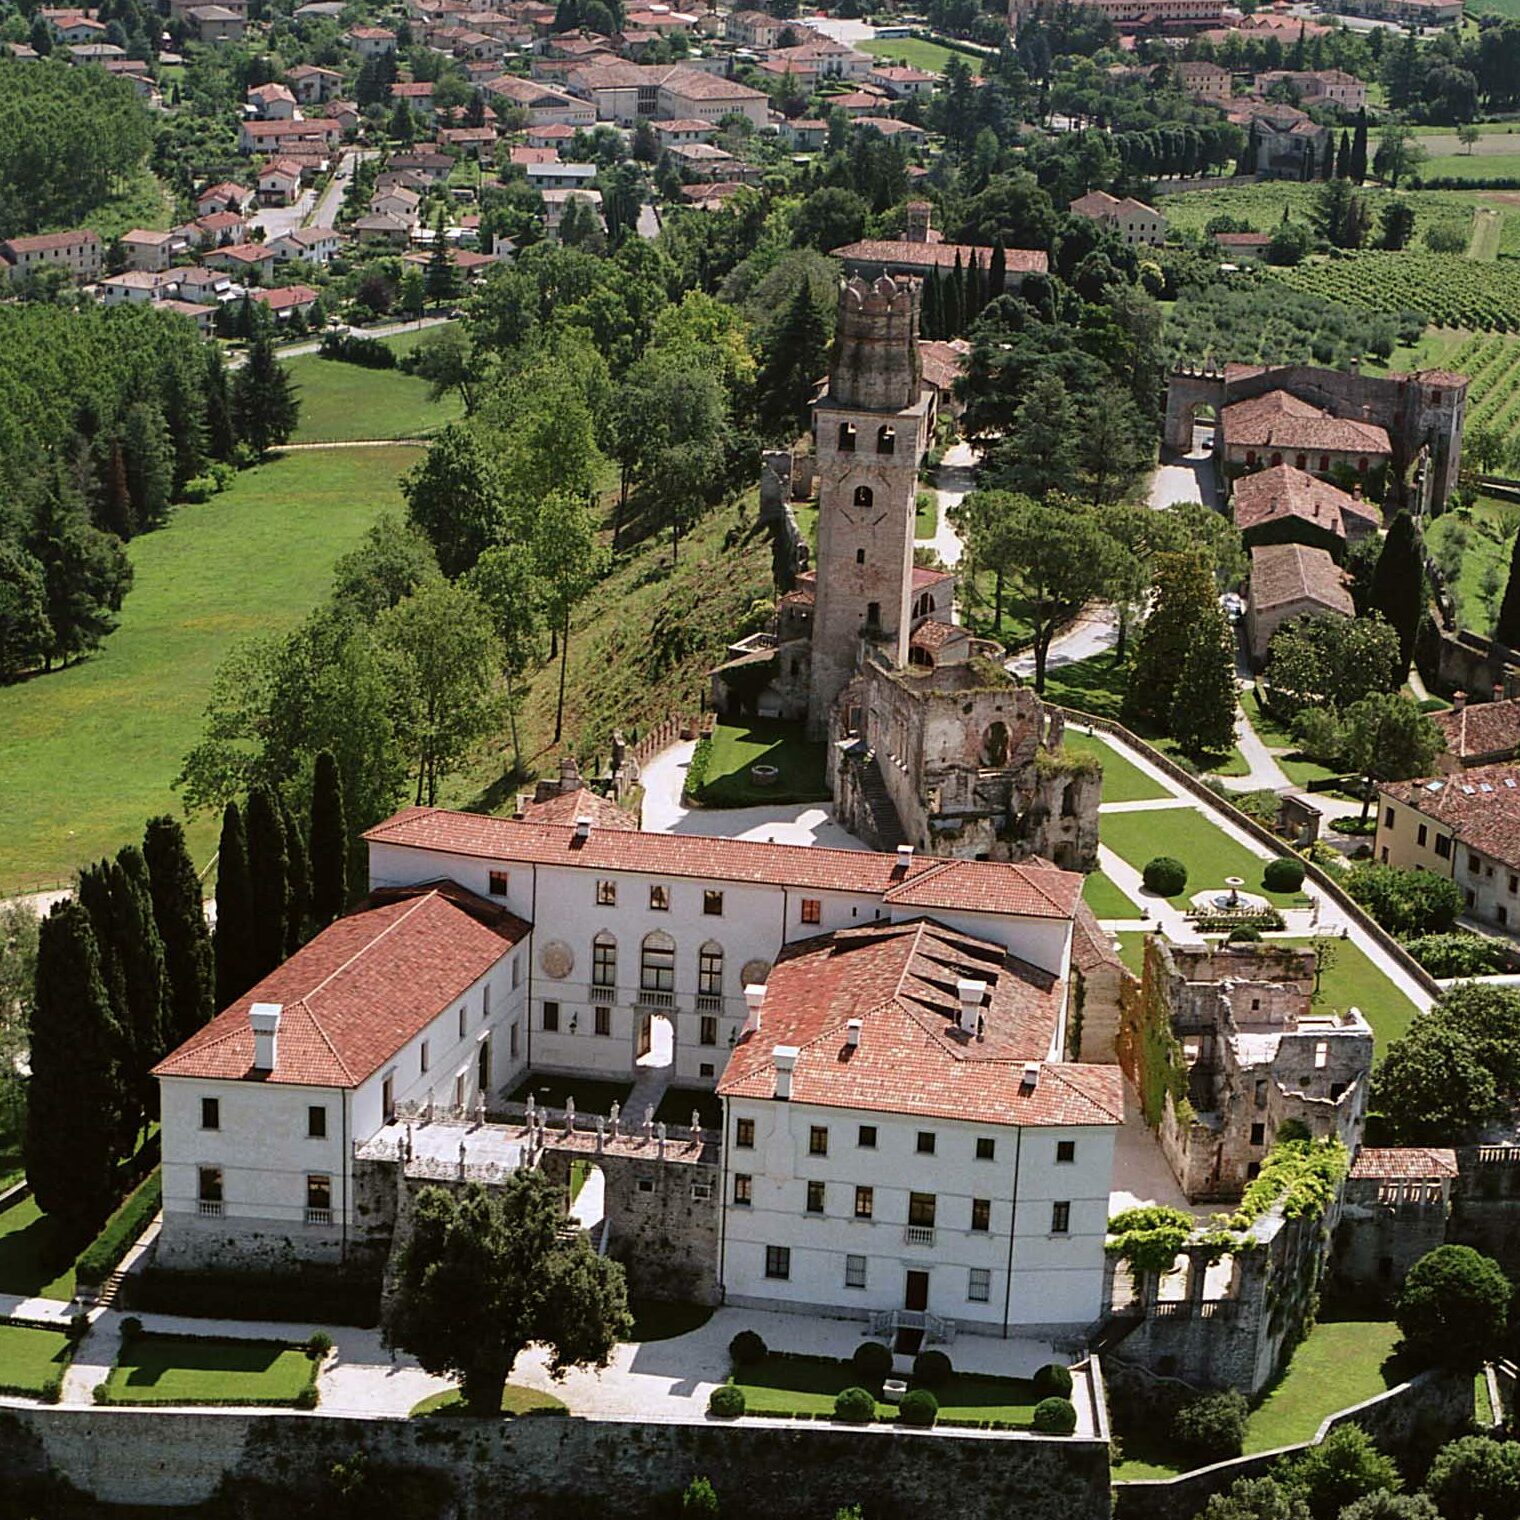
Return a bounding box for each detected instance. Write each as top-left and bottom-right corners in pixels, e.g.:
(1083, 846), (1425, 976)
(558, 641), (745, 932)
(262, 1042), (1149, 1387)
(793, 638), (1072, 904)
(1148, 427), (1221, 512)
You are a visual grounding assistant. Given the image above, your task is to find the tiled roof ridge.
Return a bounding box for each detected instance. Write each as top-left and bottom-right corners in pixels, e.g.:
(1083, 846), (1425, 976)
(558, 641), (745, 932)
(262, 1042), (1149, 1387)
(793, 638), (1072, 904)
(1040, 1062), (1125, 1123)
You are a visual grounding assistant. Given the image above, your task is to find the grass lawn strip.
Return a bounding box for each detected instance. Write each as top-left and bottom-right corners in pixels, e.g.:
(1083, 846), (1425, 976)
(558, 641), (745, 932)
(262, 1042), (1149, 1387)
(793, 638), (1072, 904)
(1245, 1321), (1401, 1452)
(688, 719), (829, 808)
(411, 1384), (568, 1417)
(103, 1333), (318, 1406)
(1083, 870), (1141, 919)
(0, 1194), (81, 1301)
(285, 353), (463, 443)
(1064, 730), (1169, 804)
(1100, 807), (1302, 907)
(1275, 937), (1421, 1049)
(0, 1320), (73, 1399)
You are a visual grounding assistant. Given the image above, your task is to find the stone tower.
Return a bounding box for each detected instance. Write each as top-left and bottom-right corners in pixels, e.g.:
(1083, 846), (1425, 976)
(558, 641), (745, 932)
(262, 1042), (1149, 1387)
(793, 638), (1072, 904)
(806, 276), (932, 738)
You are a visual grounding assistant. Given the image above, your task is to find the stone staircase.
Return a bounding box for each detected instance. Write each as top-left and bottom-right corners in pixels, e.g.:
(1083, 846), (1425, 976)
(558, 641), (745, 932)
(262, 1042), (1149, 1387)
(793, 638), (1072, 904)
(855, 756), (908, 851)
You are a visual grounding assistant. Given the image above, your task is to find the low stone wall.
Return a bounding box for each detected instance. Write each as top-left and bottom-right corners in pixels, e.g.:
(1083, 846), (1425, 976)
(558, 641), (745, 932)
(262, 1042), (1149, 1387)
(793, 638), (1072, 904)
(1112, 1368), (1473, 1520)
(0, 1406), (1112, 1520)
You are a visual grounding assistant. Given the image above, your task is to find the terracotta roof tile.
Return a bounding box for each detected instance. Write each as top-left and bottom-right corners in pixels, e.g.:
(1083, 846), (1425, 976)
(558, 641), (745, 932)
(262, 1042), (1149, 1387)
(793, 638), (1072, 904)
(1222, 389), (1391, 457)
(1350, 1146), (1458, 1180)
(1434, 698), (1520, 761)
(516, 788), (638, 830)
(1248, 541), (1354, 616)
(1232, 464), (1381, 538)
(832, 238), (1047, 274)
(1381, 762), (1520, 867)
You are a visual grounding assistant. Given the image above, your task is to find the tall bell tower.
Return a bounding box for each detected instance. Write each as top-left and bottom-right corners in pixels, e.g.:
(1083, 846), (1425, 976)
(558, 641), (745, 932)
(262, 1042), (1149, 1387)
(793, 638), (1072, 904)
(806, 276), (932, 739)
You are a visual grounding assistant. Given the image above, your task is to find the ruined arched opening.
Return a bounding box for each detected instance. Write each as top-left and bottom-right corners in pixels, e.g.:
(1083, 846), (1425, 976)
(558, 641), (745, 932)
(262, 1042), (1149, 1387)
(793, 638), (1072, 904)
(981, 721), (1010, 768)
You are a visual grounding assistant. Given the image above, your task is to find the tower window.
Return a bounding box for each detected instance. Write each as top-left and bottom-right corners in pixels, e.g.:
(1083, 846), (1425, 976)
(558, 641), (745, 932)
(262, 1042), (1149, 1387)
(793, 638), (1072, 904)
(838, 422), (856, 453)
(856, 548), (865, 564)
(877, 425), (895, 454)
(853, 485), (873, 509)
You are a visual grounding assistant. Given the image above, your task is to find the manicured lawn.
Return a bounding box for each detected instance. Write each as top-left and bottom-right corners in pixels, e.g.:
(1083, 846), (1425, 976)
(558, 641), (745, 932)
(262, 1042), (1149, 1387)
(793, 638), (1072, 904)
(0, 446), (413, 892)
(688, 719), (829, 808)
(1040, 653), (1131, 721)
(626, 1298), (714, 1342)
(1083, 870), (1139, 919)
(507, 1074), (632, 1116)
(0, 1195), (83, 1301)
(1245, 1320), (1403, 1452)
(570, 1159), (591, 1202)
(0, 1321), (73, 1398)
(411, 1384), (567, 1417)
(102, 1334), (318, 1406)
(1153, 735), (1249, 778)
(860, 36), (982, 73)
(654, 1086), (722, 1130)
(733, 1353), (1040, 1424)
(1114, 931), (1149, 976)
(1244, 691), (1340, 787)
(380, 319), (460, 357)
(1278, 937), (1422, 1049)
(1064, 730), (1168, 803)
(1101, 808), (1302, 906)
(285, 354), (463, 443)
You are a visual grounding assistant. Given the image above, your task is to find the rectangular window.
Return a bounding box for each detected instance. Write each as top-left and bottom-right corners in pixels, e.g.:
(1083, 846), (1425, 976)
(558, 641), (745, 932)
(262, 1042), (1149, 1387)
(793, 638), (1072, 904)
(198, 1166), (222, 1206)
(800, 898), (821, 924)
(703, 890), (724, 916)
(488, 870), (509, 897)
(971, 1198), (990, 1232)
(543, 1001), (560, 1033)
(1417, 824), (1428, 848)
(1470, 854), (1482, 874)
(482, 982), (490, 1019)
(854, 1185), (873, 1219)
(596, 879), (616, 906)
(306, 1174), (331, 1212)
(1051, 1201), (1070, 1235)
(382, 1074), (394, 1122)
(594, 1005), (611, 1037)
(916, 1131), (936, 1155)
(511, 956), (520, 990)
(858, 1125), (877, 1149)
(1314, 1040), (1328, 1069)
(844, 1254), (867, 1290)
(806, 1179), (825, 1214)
(458, 1006), (467, 1040)
(908, 1192), (936, 1227)
(968, 1267), (991, 1303)
(698, 945), (723, 997)
(641, 939), (675, 993)
(765, 1245), (790, 1281)
(592, 938), (616, 989)
(1436, 835), (1452, 860)
(700, 1015), (717, 1046)
(733, 1173), (752, 1206)
(307, 1105), (326, 1139)
(509, 1022), (518, 1059)
(1056, 1139), (1075, 1163)
(420, 1040), (429, 1073)
(1384, 807), (1394, 829)
(809, 1125), (829, 1156)
(200, 1097), (220, 1130)
(1250, 1122), (1265, 1146)
(975, 1136), (995, 1161)
(735, 1117), (755, 1148)
(649, 884), (669, 911)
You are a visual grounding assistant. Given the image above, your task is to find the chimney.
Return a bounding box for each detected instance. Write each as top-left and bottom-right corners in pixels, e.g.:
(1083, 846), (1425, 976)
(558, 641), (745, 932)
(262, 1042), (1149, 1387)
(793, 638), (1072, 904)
(773, 1045), (799, 1099)
(1495, 683), (1505, 703)
(1352, 482), (1362, 500)
(895, 842), (915, 873)
(1020, 1060), (1039, 1089)
(956, 978), (987, 1034)
(845, 1018), (862, 1048)
(514, 792), (533, 819)
(574, 815), (593, 840)
(1453, 690), (1467, 712)
(249, 1002), (282, 1072)
(743, 983), (766, 1034)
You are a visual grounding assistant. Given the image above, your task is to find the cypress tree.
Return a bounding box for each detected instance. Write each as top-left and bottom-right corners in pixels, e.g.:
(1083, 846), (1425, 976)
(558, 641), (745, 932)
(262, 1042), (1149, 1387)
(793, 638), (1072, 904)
(1320, 137), (1334, 180)
(1369, 510), (1423, 679)
(1336, 130), (1351, 179)
(245, 784), (289, 981)
(144, 814), (214, 1050)
(309, 749), (348, 931)
(921, 266), (942, 339)
(1494, 532), (1520, 649)
(231, 332), (300, 458)
(25, 901), (123, 1225)
(279, 792), (310, 956)
(76, 859), (127, 1029)
(204, 348), (237, 462)
(214, 801), (257, 1008)
(989, 240), (1007, 301)
(112, 846), (168, 1134)
(944, 254), (965, 336)
(1351, 109), (1368, 184)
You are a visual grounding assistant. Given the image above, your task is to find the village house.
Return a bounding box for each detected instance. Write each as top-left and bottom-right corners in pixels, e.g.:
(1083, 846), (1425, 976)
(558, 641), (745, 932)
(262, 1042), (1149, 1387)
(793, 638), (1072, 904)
(865, 62), (937, 99)
(1067, 189), (1167, 247)
(1221, 389), (1393, 481)
(852, 117), (926, 145)
(486, 73), (597, 125)
(541, 186), (604, 239)
(780, 117), (828, 150)
(119, 228), (179, 272)
(239, 117), (340, 153)
(391, 80), (437, 121)
(154, 296), (218, 334)
(180, 209), (248, 248)
(1175, 59), (1232, 101)
(1244, 541), (1355, 666)
(1257, 68), (1367, 112)
(524, 160), (598, 192)
(252, 283), (321, 321)
(257, 158), (304, 205)
(345, 23), (397, 55)
(285, 63), (343, 103)
(206, 241), (278, 278)
(183, 6), (246, 43)
(196, 180), (253, 215)
(266, 226), (339, 265)
(0, 228), (102, 283)
(165, 264), (233, 303)
(1231, 464), (1381, 558)
(1213, 230), (1271, 259)
(768, 38), (872, 81)
(99, 269), (175, 305)
(1432, 693), (1520, 774)
(246, 81), (299, 119)
(725, 7), (787, 46)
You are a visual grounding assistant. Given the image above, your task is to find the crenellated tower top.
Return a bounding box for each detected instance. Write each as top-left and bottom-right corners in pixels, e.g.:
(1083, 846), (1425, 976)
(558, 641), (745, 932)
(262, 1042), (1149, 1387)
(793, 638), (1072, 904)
(829, 276), (921, 414)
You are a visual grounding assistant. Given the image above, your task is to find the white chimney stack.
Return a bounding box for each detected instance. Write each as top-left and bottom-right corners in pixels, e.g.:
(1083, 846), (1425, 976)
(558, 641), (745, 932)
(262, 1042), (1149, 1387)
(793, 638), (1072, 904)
(514, 792), (533, 819)
(249, 1002), (282, 1072)
(773, 1045), (799, 1100)
(845, 1018), (862, 1048)
(574, 815), (593, 839)
(896, 843), (915, 870)
(1021, 1060), (1039, 1089)
(743, 984), (766, 1034)
(956, 978), (987, 1034)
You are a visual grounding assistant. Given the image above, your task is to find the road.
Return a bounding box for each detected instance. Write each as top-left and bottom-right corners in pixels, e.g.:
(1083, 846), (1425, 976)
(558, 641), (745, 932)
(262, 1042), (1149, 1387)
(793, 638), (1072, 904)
(265, 313), (454, 363)
(922, 438), (975, 567)
(250, 147), (364, 240)
(1149, 426), (1221, 512)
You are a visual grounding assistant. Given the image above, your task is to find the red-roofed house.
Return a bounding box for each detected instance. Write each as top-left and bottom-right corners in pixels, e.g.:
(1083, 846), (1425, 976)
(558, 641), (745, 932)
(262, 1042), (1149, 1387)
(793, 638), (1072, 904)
(1222, 389), (1393, 483)
(1231, 463), (1381, 556)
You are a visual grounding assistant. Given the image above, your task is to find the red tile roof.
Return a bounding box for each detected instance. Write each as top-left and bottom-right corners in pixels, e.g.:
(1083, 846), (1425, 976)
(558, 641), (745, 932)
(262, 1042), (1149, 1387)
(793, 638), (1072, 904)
(717, 919), (1122, 1127)
(1350, 1146), (1458, 1180)
(1222, 390), (1392, 457)
(1434, 698), (1520, 762)
(0, 229), (100, 254)
(832, 238), (1047, 275)
(516, 788), (638, 830)
(1248, 541), (1354, 616)
(1381, 762), (1520, 868)
(153, 885), (529, 1087)
(363, 807), (1083, 918)
(1232, 464), (1381, 538)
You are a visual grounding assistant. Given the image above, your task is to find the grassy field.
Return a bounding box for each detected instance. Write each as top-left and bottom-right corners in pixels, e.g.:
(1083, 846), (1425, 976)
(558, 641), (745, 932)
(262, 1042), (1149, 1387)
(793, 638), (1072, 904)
(1470, 206), (1502, 260)
(285, 355), (463, 443)
(1279, 937), (1421, 1048)
(102, 1334), (318, 1405)
(1083, 870), (1138, 918)
(0, 446), (413, 892)
(1422, 150), (1520, 181)
(688, 719), (829, 808)
(0, 1195), (82, 1301)
(1246, 1320), (1403, 1451)
(1427, 494), (1519, 633)
(412, 1384), (568, 1417)
(861, 36), (982, 74)
(1100, 807), (1305, 906)
(1113, 930), (1148, 976)
(0, 1321), (73, 1398)
(72, 166), (174, 244)
(1064, 729), (1168, 803)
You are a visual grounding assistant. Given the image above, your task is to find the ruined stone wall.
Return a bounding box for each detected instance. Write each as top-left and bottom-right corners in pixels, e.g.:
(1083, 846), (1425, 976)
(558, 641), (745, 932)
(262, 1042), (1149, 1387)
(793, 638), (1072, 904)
(1332, 1179), (1450, 1300)
(1450, 1147), (1520, 1277)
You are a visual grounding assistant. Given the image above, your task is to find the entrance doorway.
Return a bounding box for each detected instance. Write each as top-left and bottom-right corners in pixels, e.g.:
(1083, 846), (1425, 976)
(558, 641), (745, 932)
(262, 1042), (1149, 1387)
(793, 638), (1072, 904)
(904, 1269), (929, 1312)
(637, 1012), (673, 1069)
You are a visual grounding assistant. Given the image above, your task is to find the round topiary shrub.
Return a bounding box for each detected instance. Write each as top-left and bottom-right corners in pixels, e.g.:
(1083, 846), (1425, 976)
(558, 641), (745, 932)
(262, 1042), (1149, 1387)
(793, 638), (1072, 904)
(912, 1349), (952, 1388)
(306, 1331), (333, 1360)
(1227, 926), (1263, 943)
(852, 1339), (893, 1380)
(1033, 1397), (1078, 1435)
(708, 1383), (746, 1419)
(834, 1386), (876, 1424)
(1032, 1362), (1074, 1399)
(119, 1316), (143, 1341)
(1143, 857), (1188, 896)
(729, 1330), (767, 1369)
(1172, 1390), (1248, 1462)
(898, 1388), (939, 1427)
(1263, 857), (1306, 893)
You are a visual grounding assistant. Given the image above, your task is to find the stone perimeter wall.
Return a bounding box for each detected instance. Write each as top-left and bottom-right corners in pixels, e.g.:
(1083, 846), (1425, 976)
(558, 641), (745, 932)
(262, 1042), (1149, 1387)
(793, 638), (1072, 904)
(0, 1406), (1111, 1520)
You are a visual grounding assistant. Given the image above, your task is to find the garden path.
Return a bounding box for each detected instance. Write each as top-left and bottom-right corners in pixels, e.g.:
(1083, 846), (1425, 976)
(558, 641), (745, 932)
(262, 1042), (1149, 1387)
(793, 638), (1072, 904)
(1221, 682), (1293, 794)
(921, 438), (975, 567)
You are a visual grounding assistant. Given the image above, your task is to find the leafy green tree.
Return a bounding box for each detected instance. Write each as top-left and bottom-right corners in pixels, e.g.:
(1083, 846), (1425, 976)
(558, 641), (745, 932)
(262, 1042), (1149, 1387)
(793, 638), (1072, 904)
(120, 401), (174, 530)
(1429, 982), (1520, 1093)
(425, 210), (458, 306)
(1126, 550), (1219, 731)
(1339, 1494), (1440, 1520)
(398, 267), (425, 323)
(468, 543), (542, 778)
(1379, 202), (1415, 251)
(401, 424), (505, 579)
(1395, 1246), (1510, 1370)
(232, 331), (300, 458)
(1277, 1426), (1400, 1520)
(1304, 691), (1441, 822)
(1169, 604), (1237, 762)
(1267, 612), (1401, 720)
(1202, 1477), (1311, 1520)
(1494, 531), (1520, 649)
(25, 476), (132, 668)
(143, 814), (213, 1051)
(1424, 1437), (1520, 1520)
(1369, 513), (1423, 679)
(309, 749), (348, 931)
(244, 784), (289, 982)
(378, 577), (501, 807)
(0, 543), (52, 680)
(1372, 122), (1426, 188)
(407, 324), (482, 414)
(792, 186), (868, 252)
(1077, 385), (1151, 507)
(384, 1175), (631, 1415)
(532, 491), (610, 742)
(213, 800), (257, 1009)
(278, 793), (310, 956)
(0, 903), (38, 1157)
(631, 116), (658, 163)
(1345, 860), (1465, 938)
(1371, 1018), (1498, 1143)
(25, 901), (123, 1225)
(331, 514), (439, 622)
(754, 277), (830, 441)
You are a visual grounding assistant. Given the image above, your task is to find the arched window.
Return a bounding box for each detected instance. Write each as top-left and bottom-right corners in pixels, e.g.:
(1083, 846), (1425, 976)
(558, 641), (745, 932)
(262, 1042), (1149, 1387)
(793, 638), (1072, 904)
(853, 485), (873, 509)
(592, 931), (616, 989)
(838, 422), (856, 453)
(698, 941), (724, 999)
(1271, 452), (1283, 467)
(640, 931), (675, 993)
(877, 425), (896, 455)
(982, 721), (1010, 768)
(1295, 453), (1307, 471)
(1245, 450), (1257, 468)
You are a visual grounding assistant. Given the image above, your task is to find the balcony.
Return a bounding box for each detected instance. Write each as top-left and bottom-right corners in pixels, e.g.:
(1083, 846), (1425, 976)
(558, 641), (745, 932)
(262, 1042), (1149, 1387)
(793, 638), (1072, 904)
(197, 1199), (223, 1218)
(903, 1225), (935, 1247)
(305, 1207), (333, 1226)
(637, 987), (676, 1010)
(695, 992), (723, 1013)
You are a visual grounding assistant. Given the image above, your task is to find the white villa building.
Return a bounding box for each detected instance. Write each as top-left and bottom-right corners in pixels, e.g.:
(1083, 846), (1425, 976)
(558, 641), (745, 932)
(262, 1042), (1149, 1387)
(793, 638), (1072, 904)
(154, 804), (1122, 1337)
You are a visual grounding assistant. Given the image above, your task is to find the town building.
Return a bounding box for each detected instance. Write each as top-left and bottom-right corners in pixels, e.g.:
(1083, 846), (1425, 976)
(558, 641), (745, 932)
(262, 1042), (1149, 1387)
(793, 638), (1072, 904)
(832, 204), (1047, 290)
(1432, 693), (1520, 774)
(1230, 464), (1381, 558)
(1222, 389), (1393, 482)
(864, 63), (936, 98)
(1331, 0), (1461, 25)
(247, 81), (299, 119)
(725, 8), (788, 47)
(266, 226), (339, 265)
(183, 5), (246, 42)
(1255, 68), (1367, 112)
(196, 180), (253, 215)
(285, 63), (343, 103)
(1175, 60), (1232, 101)
(0, 228), (102, 283)
(1067, 190), (1166, 248)
(484, 73), (596, 126)
(345, 23), (397, 55)
(1010, 0), (1225, 30)
(1244, 541), (1355, 665)
(257, 159), (304, 205)
(119, 228), (178, 272)
(99, 269), (175, 305)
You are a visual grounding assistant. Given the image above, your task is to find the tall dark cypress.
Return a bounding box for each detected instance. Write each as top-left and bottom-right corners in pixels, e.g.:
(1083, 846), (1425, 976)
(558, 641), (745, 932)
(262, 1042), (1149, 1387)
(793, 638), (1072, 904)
(1351, 110), (1368, 184)
(244, 784), (289, 981)
(309, 749), (348, 931)
(76, 859), (127, 1028)
(214, 801), (257, 1008)
(944, 253), (965, 336)
(1495, 533), (1520, 650)
(279, 793), (310, 957)
(112, 846), (168, 1134)
(1336, 130), (1351, 179)
(25, 901), (123, 1225)
(1369, 510), (1424, 680)
(144, 814), (214, 1050)
(989, 240), (1007, 302)
(921, 266), (942, 340)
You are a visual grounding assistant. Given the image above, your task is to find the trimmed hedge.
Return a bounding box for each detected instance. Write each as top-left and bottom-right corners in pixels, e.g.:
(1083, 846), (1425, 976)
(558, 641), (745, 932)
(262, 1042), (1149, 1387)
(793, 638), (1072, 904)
(708, 1383), (746, 1418)
(76, 1171), (162, 1289)
(852, 1339), (893, 1380)
(834, 1386), (875, 1423)
(1032, 1362), (1073, 1399)
(912, 1349), (952, 1388)
(1143, 856), (1188, 895)
(126, 1266), (381, 1326)
(898, 1388), (939, 1427)
(729, 1330), (767, 1368)
(1173, 1389), (1248, 1461)
(1262, 856), (1305, 893)
(1033, 1396), (1077, 1435)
